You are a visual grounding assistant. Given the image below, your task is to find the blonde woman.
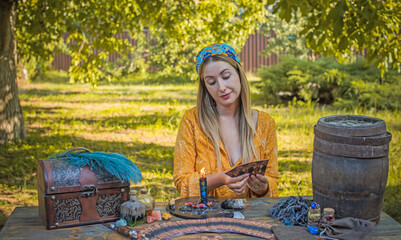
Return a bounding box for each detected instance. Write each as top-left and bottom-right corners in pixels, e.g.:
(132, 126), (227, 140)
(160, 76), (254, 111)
(174, 43), (278, 199)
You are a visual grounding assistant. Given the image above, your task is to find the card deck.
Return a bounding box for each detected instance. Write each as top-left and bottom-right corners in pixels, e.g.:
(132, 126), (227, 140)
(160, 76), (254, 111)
(225, 159), (269, 178)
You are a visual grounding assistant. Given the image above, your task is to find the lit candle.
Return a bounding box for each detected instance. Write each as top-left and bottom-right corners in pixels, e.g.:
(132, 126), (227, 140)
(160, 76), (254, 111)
(199, 168), (207, 204)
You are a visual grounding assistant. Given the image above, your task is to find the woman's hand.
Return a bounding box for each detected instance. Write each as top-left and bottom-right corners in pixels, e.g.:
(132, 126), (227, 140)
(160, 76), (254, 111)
(224, 173), (250, 195)
(247, 174), (269, 196)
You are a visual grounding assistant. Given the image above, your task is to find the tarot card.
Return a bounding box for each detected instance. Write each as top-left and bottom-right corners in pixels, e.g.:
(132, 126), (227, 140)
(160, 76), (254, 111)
(225, 159), (269, 178)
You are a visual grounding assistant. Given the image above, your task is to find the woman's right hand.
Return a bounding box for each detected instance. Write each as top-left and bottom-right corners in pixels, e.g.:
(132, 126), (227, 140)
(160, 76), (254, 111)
(224, 173), (250, 195)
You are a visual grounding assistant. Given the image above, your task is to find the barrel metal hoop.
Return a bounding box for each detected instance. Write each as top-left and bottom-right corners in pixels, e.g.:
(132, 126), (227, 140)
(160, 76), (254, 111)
(313, 184), (379, 200)
(314, 126), (392, 146)
(314, 137), (389, 158)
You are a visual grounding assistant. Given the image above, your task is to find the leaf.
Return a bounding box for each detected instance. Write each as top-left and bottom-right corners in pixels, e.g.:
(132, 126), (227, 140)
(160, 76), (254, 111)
(299, 3), (309, 16)
(338, 36), (349, 51)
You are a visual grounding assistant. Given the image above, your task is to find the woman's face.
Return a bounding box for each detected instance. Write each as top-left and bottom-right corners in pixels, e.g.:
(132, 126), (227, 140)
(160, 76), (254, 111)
(203, 60), (241, 109)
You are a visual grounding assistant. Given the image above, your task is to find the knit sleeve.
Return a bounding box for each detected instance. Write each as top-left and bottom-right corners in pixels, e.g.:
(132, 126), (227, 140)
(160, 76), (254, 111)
(173, 110), (202, 198)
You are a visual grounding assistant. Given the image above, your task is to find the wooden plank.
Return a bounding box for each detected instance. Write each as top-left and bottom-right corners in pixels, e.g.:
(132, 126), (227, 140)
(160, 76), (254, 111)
(0, 207), (126, 240)
(1, 197), (401, 239)
(373, 212), (401, 239)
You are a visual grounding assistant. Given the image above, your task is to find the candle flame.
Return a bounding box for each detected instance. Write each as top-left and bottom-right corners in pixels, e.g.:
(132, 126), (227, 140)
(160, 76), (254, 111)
(200, 168), (205, 178)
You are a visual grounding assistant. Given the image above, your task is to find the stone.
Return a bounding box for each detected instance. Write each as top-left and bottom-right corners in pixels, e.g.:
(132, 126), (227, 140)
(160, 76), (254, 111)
(162, 212), (172, 220)
(221, 199), (247, 210)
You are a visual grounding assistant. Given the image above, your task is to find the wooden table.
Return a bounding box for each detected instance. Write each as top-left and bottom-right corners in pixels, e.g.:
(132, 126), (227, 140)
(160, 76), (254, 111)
(2, 197), (401, 239)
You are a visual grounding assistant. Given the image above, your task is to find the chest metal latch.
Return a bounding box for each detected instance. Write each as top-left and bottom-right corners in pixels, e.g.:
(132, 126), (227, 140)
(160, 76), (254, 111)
(80, 184), (98, 198)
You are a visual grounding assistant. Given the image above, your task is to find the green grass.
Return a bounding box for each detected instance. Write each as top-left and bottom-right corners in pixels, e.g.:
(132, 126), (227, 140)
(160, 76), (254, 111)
(0, 71), (400, 230)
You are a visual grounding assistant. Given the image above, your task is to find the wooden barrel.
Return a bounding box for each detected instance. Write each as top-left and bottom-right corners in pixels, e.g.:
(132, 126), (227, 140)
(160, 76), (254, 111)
(312, 115), (392, 223)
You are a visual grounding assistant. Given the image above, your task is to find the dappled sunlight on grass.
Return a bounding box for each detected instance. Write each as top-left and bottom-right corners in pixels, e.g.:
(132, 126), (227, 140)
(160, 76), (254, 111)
(131, 170), (180, 202)
(73, 130), (176, 146)
(279, 172), (312, 197)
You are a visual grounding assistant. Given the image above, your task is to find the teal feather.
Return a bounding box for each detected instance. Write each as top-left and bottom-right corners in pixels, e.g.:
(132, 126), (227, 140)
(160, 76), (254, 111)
(49, 150), (142, 183)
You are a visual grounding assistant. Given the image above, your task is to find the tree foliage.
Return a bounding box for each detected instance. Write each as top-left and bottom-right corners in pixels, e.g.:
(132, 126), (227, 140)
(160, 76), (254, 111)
(15, 0), (401, 83)
(261, 10), (311, 59)
(16, 0), (269, 85)
(270, 0), (401, 75)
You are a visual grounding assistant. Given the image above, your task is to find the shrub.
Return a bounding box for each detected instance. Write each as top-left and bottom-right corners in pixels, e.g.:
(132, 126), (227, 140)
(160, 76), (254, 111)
(256, 56), (401, 110)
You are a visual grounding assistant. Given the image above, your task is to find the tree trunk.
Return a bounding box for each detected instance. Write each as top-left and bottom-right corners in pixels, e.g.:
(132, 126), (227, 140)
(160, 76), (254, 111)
(0, 0), (26, 145)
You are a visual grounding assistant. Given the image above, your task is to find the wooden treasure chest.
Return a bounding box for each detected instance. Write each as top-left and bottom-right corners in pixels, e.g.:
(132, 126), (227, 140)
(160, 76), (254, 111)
(37, 151), (131, 229)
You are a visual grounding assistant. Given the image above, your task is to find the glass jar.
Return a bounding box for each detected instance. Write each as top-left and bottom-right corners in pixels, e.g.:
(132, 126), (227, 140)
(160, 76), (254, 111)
(137, 188), (155, 217)
(308, 203), (321, 227)
(323, 208), (335, 222)
(129, 189), (138, 202)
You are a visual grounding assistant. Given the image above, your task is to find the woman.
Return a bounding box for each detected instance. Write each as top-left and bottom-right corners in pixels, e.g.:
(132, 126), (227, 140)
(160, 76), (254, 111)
(174, 43), (278, 199)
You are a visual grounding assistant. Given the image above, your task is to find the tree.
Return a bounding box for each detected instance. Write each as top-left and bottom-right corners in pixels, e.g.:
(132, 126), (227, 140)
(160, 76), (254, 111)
(0, 0), (26, 145)
(1, 0), (269, 144)
(270, 0), (401, 75)
(261, 10), (311, 60)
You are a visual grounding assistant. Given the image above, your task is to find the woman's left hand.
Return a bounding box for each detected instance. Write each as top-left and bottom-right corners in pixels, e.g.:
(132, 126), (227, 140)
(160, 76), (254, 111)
(247, 174), (269, 196)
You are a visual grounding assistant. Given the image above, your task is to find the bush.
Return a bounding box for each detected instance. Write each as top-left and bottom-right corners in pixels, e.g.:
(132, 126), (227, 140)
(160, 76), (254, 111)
(256, 56), (401, 110)
(335, 80), (401, 110)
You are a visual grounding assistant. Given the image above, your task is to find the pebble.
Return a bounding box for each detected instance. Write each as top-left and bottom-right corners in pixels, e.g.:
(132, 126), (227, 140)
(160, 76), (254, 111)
(116, 218), (127, 227)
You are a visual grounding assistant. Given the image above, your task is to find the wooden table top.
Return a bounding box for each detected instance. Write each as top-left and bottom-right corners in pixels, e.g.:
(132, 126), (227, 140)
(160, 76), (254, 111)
(1, 197), (401, 240)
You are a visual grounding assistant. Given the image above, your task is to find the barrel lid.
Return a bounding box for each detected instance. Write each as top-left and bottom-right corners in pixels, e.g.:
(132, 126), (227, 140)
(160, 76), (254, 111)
(316, 115), (386, 137)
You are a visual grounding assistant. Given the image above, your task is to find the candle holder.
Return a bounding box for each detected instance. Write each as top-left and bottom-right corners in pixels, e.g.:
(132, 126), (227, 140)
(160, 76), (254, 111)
(200, 168), (207, 204)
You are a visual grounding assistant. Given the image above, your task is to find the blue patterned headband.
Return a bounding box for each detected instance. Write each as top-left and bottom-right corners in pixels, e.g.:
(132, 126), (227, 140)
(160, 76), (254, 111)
(196, 43), (241, 73)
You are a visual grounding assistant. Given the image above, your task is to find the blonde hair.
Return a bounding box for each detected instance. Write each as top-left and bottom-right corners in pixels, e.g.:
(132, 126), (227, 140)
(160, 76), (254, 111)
(197, 55), (258, 169)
